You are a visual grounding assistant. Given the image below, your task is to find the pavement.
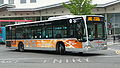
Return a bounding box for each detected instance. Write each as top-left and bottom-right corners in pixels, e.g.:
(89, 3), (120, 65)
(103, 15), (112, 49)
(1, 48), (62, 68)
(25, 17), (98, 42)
(107, 38), (120, 46)
(0, 39), (120, 68)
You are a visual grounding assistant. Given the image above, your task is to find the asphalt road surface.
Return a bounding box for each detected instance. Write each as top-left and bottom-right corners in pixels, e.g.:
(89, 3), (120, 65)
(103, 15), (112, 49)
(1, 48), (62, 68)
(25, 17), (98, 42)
(0, 44), (120, 68)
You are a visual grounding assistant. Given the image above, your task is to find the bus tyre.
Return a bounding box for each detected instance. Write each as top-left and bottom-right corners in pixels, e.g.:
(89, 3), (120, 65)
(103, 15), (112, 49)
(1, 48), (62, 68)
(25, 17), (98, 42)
(56, 43), (65, 55)
(18, 43), (24, 52)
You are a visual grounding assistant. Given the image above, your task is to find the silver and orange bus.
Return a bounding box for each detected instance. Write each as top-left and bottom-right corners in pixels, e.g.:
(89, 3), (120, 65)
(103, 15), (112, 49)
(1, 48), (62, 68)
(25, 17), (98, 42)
(6, 15), (107, 54)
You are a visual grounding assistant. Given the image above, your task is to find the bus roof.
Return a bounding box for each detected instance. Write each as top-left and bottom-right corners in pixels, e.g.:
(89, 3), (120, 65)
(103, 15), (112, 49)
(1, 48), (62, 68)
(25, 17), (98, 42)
(48, 15), (103, 20)
(6, 15), (104, 27)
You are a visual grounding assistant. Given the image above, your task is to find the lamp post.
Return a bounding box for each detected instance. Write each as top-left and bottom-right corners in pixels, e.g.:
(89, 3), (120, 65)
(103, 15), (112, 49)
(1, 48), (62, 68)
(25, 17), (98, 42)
(105, 13), (108, 38)
(113, 14), (116, 43)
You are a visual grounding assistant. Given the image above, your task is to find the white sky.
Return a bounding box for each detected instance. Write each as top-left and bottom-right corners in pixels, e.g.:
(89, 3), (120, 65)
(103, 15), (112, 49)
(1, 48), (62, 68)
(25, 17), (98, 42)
(56, 0), (116, 4)
(37, 0), (116, 8)
(92, 0), (116, 4)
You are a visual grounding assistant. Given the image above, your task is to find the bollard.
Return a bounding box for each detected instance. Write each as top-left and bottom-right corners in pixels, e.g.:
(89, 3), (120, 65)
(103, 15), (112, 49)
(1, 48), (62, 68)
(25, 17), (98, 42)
(113, 35), (115, 43)
(118, 35), (120, 42)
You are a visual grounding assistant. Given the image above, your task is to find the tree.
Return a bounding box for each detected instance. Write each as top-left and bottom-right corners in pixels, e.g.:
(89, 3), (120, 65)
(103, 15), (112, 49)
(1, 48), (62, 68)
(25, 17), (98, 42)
(63, 0), (96, 15)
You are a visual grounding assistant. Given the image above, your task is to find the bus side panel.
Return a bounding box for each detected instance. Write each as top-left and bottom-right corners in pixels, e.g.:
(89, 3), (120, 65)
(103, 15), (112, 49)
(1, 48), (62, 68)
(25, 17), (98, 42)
(6, 40), (12, 47)
(64, 40), (83, 48)
(6, 40), (23, 48)
(9, 40), (37, 48)
(6, 40), (18, 47)
(23, 40), (37, 47)
(36, 39), (82, 48)
(8, 39), (83, 49)
(36, 39), (83, 48)
(36, 40), (55, 48)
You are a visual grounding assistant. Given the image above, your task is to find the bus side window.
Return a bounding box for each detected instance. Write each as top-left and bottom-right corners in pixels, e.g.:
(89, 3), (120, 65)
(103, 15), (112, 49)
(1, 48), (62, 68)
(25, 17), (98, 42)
(55, 34), (62, 38)
(42, 27), (46, 38)
(36, 33), (41, 39)
(35, 27), (42, 39)
(53, 26), (68, 38)
(22, 33), (27, 39)
(68, 24), (75, 38)
(69, 30), (74, 38)
(45, 27), (53, 38)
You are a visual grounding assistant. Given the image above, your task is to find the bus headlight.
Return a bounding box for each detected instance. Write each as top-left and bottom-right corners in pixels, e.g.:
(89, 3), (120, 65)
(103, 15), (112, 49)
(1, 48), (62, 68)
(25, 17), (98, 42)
(104, 45), (107, 47)
(84, 46), (92, 48)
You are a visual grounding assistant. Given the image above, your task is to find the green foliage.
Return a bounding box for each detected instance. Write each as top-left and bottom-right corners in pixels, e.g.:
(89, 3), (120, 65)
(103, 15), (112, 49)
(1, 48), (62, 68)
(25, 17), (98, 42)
(63, 0), (96, 15)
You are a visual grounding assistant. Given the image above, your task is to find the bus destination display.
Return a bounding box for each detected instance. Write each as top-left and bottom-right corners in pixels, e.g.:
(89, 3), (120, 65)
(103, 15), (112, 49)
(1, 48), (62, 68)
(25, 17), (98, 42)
(87, 16), (104, 22)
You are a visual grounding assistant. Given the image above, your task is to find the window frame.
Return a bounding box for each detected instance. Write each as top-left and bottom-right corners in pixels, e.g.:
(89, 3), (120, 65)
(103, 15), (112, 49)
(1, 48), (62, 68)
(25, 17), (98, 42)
(20, 0), (26, 4)
(0, 0), (4, 4)
(30, 0), (36, 3)
(8, 0), (14, 4)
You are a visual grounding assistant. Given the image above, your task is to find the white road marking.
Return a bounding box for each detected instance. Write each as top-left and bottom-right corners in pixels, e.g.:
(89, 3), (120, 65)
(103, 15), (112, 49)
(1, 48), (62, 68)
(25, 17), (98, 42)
(0, 57), (89, 63)
(108, 48), (120, 55)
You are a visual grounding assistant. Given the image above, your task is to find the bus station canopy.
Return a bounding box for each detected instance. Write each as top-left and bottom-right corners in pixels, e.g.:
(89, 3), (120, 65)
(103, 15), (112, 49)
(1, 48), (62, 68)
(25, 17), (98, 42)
(0, 20), (33, 22)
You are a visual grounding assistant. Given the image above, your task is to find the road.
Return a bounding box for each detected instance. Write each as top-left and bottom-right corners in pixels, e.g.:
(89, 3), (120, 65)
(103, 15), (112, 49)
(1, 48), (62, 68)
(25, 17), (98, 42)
(0, 44), (120, 68)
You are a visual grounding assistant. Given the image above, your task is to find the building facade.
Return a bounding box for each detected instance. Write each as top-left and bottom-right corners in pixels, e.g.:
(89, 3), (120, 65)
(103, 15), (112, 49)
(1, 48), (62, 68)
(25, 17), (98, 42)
(0, 0), (120, 35)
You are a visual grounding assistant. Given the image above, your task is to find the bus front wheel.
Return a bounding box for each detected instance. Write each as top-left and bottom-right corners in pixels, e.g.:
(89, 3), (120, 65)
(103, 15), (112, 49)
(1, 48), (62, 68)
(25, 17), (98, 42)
(18, 42), (24, 52)
(56, 42), (65, 55)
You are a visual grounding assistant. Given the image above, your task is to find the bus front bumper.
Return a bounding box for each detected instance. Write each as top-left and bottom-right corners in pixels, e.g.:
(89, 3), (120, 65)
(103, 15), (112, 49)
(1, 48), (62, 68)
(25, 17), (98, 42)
(83, 45), (107, 52)
(66, 45), (107, 52)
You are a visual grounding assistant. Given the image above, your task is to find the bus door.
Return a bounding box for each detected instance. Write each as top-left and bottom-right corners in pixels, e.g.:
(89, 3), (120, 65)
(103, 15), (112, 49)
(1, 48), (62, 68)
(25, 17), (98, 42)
(10, 26), (16, 47)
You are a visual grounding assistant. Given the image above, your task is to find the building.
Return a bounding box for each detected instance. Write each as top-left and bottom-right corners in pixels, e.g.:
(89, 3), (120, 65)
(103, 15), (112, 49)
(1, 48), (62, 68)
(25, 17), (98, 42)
(0, 0), (120, 35)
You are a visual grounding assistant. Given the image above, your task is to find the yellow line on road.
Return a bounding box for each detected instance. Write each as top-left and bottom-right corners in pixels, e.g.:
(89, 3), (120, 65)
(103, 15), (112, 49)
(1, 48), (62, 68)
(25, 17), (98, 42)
(116, 50), (120, 54)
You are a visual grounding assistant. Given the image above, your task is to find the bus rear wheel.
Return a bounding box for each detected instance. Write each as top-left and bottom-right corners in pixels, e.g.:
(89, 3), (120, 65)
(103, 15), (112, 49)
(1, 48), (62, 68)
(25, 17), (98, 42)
(18, 43), (24, 52)
(56, 42), (65, 55)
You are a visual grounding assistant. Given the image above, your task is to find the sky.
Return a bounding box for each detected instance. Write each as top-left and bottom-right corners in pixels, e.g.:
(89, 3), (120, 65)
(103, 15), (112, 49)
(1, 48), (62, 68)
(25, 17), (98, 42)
(92, 0), (116, 4)
(38, 0), (116, 8)
(54, 0), (116, 4)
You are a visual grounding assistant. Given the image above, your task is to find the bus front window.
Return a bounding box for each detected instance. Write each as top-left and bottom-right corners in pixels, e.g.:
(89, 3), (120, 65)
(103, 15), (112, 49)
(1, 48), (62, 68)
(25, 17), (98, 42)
(87, 23), (106, 40)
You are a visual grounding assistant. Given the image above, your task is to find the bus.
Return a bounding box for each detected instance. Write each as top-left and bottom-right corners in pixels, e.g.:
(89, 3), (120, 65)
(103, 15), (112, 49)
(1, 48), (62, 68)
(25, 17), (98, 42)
(0, 27), (6, 44)
(6, 15), (107, 54)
